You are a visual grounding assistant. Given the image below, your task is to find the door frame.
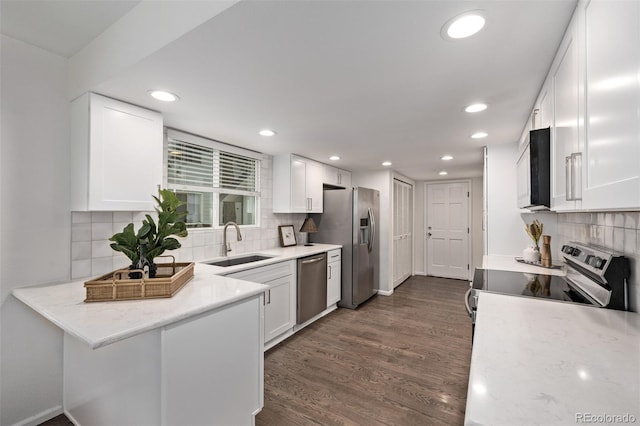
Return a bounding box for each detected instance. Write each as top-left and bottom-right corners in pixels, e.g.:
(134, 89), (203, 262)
(424, 179), (473, 281)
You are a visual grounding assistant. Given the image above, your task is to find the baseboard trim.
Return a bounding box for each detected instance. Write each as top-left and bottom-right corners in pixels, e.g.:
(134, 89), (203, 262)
(415, 270), (426, 276)
(11, 405), (63, 426)
(376, 289), (394, 296)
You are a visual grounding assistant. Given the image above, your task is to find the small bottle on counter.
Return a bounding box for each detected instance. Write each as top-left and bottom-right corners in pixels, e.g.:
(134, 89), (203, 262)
(541, 235), (552, 267)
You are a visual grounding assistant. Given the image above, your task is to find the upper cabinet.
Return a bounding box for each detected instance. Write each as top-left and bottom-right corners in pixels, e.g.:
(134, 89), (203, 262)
(323, 165), (352, 189)
(71, 93), (163, 211)
(551, 9), (581, 211)
(273, 154), (323, 213)
(581, 0), (640, 209)
(524, 0), (640, 211)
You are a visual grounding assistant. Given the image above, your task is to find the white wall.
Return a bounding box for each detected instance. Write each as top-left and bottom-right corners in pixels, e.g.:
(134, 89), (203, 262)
(486, 143), (533, 255)
(1, 35), (70, 426)
(352, 171), (392, 294)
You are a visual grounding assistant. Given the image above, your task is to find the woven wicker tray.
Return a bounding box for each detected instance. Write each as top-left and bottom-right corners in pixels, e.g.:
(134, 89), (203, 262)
(84, 257), (194, 302)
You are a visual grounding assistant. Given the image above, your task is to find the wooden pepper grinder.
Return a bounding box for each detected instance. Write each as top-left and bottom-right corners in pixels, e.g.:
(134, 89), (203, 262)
(541, 235), (552, 267)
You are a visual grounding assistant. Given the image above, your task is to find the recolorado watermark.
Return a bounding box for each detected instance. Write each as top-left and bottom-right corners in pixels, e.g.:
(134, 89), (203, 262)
(576, 413), (637, 423)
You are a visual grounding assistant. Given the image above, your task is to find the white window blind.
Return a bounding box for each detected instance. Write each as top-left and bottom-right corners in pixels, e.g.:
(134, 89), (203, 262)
(167, 135), (259, 195)
(165, 129), (261, 227)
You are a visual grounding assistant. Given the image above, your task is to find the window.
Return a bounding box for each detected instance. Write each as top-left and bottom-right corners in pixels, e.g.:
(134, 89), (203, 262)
(165, 129), (260, 228)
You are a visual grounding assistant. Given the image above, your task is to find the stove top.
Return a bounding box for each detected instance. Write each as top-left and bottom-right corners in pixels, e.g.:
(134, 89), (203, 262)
(472, 269), (595, 305)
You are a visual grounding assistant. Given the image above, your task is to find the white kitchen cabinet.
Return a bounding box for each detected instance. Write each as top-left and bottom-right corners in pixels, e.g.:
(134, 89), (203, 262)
(64, 295), (263, 426)
(582, 0), (640, 209)
(71, 92), (163, 211)
(326, 249), (341, 307)
(536, 80), (553, 130)
(551, 9), (582, 211)
(273, 154), (324, 213)
(225, 260), (296, 347)
(323, 165), (352, 188)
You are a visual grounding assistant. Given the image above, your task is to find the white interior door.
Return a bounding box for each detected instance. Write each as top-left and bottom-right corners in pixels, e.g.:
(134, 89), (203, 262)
(393, 179), (413, 288)
(426, 182), (469, 280)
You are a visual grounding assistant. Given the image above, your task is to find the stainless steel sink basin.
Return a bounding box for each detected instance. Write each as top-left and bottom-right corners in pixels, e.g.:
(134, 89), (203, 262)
(203, 255), (274, 267)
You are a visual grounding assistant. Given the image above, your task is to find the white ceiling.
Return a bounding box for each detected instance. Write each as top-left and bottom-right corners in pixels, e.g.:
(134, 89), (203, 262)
(2, 0), (577, 181)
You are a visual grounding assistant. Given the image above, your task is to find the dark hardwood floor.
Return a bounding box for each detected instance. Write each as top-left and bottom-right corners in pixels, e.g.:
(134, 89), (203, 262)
(256, 275), (473, 426)
(40, 275), (472, 426)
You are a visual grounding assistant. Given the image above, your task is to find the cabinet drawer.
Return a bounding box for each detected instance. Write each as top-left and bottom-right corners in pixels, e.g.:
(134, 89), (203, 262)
(327, 249), (341, 263)
(225, 260), (295, 283)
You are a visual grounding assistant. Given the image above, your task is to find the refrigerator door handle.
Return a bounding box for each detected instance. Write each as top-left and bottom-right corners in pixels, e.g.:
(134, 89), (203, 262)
(367, 207), (375, 253)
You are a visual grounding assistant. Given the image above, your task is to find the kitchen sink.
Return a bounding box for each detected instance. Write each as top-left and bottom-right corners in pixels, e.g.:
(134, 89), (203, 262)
(202, 255), (274, 267)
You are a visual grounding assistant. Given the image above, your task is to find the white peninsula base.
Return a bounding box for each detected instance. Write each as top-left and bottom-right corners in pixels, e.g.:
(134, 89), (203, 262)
(64, 295), (264, 426)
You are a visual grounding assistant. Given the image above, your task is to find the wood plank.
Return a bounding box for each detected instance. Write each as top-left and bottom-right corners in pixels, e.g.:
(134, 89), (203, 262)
(256, 275), (472, 425)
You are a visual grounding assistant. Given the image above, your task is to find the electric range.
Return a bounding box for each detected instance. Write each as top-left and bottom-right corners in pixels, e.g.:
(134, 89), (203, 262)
(465, 242), (630, 332)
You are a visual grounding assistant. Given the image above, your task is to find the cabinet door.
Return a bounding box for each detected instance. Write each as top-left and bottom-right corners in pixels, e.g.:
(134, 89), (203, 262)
(323, 165), (339, 186)
(264, 275), (295, 343)
(551, 23), (580, 211)
(583, 1), (640, 209)
(338, 169), (352, 188)
(327, 249), (342, 307)
(537, 82), (553, 130)
(306, 161), (324, 213)
(88, 94), (163, 210)
(290, 157), (307, 213)
(516, 148), (531, 208)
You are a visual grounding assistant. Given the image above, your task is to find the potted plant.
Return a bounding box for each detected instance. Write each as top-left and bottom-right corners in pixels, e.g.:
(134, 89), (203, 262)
(523, 218), (543, 263)
(109, 189), (188, 278)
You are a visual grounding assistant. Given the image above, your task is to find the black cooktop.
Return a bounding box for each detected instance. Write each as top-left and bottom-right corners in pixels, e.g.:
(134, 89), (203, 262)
(472, 268), (595, 305)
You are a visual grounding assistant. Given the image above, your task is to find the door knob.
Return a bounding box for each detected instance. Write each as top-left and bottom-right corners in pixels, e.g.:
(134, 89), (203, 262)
(427, 232), (432, 237)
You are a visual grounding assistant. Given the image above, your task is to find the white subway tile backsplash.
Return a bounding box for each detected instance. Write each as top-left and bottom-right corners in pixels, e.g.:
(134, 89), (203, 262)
(91, 257), (113, 276)
(613, 227), (624, 252)
(192, 232), (205, 247)
(614, 213), (625, 228)
(71, 223), (92, 242)
(91, 222), (113, 240)
(625, 212), (639, 230)
(113, 211), (133, 223)
(624, 229), (636, 256)
(71, 260), (91, 280)
(72, 211), (91, 224)
(113, 255), (130, 271)
(91, 211), (113, 223)
(71, 241), (91, 261)
(91, 240), (113, 258)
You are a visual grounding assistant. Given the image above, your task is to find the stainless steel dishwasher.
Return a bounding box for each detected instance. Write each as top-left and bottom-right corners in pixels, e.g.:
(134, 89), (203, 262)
(297, 253), (327, 324)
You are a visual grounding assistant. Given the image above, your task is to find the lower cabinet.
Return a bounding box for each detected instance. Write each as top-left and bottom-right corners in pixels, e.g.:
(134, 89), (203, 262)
(263, 275), (296, 342)
(226, 260), (296, 347)
(327, 249), (342, 307)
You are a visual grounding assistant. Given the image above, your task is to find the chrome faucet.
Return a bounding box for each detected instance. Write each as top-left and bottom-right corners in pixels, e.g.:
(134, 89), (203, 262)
(223, 221), (242, 256)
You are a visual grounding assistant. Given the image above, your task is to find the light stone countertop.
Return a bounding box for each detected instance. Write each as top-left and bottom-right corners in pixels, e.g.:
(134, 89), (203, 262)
(465, 292), (640, 425)
(12, 244), (341, 349)
(482, 254), (566, 277)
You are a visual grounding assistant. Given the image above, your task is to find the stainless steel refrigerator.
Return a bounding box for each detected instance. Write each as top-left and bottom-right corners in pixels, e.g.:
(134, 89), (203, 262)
(310, 187), (379, 309)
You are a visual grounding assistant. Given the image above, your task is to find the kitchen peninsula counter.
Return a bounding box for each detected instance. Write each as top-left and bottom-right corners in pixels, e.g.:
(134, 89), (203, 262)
(465, 292), (640, 425)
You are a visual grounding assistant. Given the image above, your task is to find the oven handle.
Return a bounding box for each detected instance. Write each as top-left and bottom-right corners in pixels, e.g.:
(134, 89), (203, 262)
(464, 287), (472, 316)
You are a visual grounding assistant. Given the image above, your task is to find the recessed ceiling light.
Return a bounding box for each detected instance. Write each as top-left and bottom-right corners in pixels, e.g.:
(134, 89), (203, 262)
(439, 171), (448, 176)
(441, 155), (453, 161)
(442, 11), (486, 40)
(382, 161), (392, 167)
(148, 90), (179, 102)
(471, 132), (488, 139)
(259, 129), (276, 137)
(465, 103), (488, 113)
(329, 156), (340, 161)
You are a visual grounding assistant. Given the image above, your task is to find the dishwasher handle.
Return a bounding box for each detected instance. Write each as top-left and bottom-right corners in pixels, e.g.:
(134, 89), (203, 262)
(301, 256), (325, 264)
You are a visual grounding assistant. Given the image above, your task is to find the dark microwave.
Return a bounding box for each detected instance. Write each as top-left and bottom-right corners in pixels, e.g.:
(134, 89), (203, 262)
(517, 127), (550, 210)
